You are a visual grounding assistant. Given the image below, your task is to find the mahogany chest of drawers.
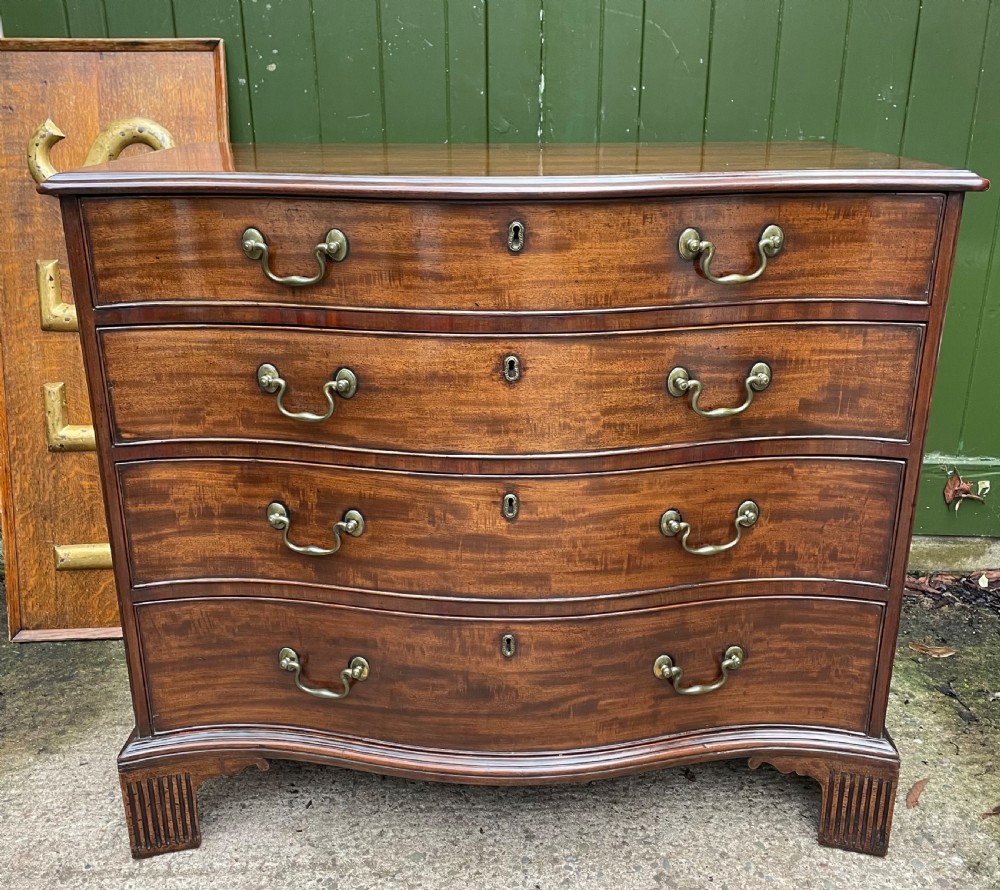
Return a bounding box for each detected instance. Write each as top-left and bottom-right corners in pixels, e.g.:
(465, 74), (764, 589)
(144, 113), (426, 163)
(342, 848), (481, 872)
(43, 142), (986, 859)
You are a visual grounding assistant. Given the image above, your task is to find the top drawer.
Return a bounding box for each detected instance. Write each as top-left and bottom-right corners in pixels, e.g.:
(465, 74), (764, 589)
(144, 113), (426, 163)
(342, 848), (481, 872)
(83, 194), (943, 312)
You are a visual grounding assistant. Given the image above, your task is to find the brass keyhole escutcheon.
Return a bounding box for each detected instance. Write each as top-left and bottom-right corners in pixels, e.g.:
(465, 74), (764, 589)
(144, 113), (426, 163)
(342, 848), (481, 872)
(502, 355), (521, 383)
(501, 634), (517, 658)
(508, 220), (525, 253)
(502, 493), (520, 521)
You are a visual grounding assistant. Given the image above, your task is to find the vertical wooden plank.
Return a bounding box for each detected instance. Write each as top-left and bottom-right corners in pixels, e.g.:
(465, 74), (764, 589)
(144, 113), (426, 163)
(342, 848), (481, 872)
(960, 246), (1000, 457)
(379, 0), (448, 142)
(487, 0), (542, 142)
(103, 0), (175, 37)
(703, 0), (780, 141)
(599, 0), (644, 142)
(901, 0), (990, 457)
(446, 0), (487, 143)
(313, 0), (384, 142)
(240, 0), (320, 143)
(542, 0), (602, 142)
(901, 1), (988, 163)
(0, 0), (69, 36)
(947, 2), (1000, 460)
(835, 0), (919, 154)
(64, 0), (109, 37)
(173, 1), (254, 142)
(769, 0), (849, 141)
(639, 0), (711, 142)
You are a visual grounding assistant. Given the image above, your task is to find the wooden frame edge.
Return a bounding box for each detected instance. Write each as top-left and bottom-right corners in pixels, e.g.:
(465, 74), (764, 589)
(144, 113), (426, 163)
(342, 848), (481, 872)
(0, 38), (226, 53)
(0, 287), (23, 640)
(13, 626), (122, 642)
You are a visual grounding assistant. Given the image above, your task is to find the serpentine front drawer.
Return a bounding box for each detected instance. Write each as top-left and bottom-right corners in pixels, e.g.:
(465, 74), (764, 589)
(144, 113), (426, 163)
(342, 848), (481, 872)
(83, 193), (943, 311)
(118, 456), (902, 597)
(138, 595), (882, 745)
(100, 322), (923, 454)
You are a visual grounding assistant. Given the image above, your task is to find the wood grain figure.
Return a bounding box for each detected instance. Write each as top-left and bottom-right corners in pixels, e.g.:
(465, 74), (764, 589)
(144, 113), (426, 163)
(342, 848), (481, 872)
(41, 143), (985, 857)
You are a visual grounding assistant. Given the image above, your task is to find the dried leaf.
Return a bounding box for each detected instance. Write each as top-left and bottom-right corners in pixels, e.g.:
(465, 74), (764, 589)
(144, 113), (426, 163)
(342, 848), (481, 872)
(906, 778), (930, 809)
(981, 804), (1000, 819)
(944, 471), (964, 505)
(908, 642), (957, 658)
(944, 471), (986, 511)
(979, 574), (990, 589)
(978, 480), (991, 498)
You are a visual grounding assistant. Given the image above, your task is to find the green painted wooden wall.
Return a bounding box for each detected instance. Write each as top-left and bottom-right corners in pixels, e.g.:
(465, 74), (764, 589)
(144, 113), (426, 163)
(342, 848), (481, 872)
(2, 0), (999, 536)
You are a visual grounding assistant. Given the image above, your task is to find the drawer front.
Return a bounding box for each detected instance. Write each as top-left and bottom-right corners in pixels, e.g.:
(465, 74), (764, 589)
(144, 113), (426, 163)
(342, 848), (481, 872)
(102, 322), (922, 453)
(139, 596), (881, 746)
(120, 457), (902, 596)
(85, 194), (941, 310)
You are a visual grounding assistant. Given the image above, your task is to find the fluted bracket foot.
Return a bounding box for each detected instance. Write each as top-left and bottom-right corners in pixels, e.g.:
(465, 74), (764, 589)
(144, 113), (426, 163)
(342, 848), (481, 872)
(119, 754), (268, 858)
(750, 749), (900, 856)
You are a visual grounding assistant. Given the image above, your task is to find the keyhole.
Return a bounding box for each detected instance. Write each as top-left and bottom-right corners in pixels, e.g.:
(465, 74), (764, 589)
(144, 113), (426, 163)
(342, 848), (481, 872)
(501, 634), (517, 658)
(503, 355), (521, 383)
(502, 493), (519, 521)
(508, 220), (525, 253)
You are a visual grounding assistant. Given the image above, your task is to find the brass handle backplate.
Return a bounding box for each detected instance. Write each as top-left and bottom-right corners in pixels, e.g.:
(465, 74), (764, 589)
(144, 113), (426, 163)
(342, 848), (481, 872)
(242, 226), (348, 287)
(667, 361), (771, 418)
(678, 224), (784, 284)
(653, 645), (745, 695)
(267, 502), (365, 557)
(278, 647), (369, 700)
(660, 499), (759, 556)
(257, 362), (357, 422)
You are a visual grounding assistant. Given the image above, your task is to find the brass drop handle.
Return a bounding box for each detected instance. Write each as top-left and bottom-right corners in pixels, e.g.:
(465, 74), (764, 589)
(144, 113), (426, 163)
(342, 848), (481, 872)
(653, 646), (745, 695)
(660, 500), (759, 556)
(257, 362), (357, 422)
(242, 226), (348, 287)
(267, 502), (365, 557)
(667, 361), (771, 418)
(278, 647), (369, 700)
(678, 224), (784, 284)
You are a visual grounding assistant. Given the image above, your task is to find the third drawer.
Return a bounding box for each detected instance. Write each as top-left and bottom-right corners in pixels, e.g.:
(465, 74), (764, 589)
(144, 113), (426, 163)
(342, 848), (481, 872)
(119, 456), (903, 596)
(101, 322), (923, 454)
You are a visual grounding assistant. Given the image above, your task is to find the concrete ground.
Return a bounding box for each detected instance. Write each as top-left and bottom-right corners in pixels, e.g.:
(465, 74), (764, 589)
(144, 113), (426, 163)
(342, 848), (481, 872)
(1, 581), (999, 890)
(909, 536), (1000, 574)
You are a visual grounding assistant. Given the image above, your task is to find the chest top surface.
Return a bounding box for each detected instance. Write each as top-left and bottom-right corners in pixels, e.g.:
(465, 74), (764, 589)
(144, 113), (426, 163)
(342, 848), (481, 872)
(39, 141), (987, 199)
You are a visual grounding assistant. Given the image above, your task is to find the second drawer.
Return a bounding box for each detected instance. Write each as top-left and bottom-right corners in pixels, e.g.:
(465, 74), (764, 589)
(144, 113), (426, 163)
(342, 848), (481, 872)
(101, 322), (923, 454)
(119, 456), (903, 596)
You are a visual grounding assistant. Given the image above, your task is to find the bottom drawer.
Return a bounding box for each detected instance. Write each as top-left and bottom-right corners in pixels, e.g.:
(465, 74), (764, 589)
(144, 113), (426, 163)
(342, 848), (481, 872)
(139, 596), (881, 750)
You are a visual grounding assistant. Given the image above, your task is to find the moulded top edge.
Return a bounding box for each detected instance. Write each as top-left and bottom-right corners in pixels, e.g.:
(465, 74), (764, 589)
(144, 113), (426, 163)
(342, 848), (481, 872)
(38, 141), (989, 198)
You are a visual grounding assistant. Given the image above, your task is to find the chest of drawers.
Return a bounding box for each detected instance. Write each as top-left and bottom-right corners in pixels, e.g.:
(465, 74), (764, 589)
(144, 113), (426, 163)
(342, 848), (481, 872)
(43, 142), (986, 859)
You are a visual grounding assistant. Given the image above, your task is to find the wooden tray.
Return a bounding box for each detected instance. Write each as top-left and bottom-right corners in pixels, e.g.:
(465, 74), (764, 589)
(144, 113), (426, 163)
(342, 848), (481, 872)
(0, 39), (229, 640)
